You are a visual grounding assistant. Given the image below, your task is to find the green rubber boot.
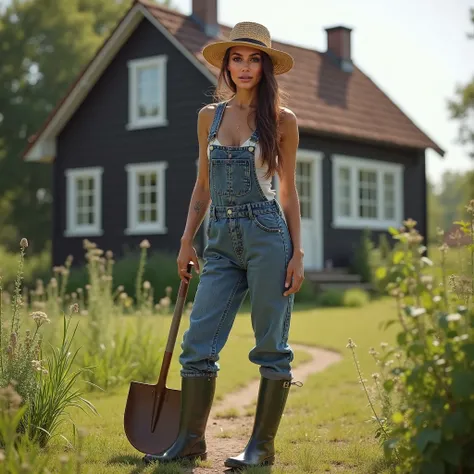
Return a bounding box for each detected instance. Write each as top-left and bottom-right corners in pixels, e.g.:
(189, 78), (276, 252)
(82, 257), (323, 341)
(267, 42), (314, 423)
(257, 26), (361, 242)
(143, 376), (216, 464)
(224, 376), (295, 469)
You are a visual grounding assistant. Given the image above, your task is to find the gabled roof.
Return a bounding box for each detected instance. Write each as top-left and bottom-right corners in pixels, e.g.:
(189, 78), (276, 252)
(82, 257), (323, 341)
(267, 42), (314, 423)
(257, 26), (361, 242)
(23, 0), (443, 162)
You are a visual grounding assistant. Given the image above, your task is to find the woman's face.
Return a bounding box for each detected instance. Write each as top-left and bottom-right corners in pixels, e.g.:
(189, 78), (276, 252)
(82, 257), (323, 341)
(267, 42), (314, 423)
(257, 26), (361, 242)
(227, 46), (263, 90)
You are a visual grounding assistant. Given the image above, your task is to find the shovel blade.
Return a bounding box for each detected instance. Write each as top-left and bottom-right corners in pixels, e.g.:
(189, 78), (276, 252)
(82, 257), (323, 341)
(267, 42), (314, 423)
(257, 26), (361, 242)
(124, 381), (181, 455)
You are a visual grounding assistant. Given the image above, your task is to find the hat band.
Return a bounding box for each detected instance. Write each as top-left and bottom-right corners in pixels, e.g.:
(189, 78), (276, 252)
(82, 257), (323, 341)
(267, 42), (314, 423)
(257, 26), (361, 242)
(231, 37), (268, 48)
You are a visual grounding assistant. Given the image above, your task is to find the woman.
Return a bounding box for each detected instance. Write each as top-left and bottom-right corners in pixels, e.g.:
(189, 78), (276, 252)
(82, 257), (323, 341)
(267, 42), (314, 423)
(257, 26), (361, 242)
(144, 21), (304, 469)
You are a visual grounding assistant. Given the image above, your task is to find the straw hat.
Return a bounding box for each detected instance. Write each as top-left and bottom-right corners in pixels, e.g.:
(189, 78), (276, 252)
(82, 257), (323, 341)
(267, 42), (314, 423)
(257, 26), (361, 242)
(202, 22), (294, 75)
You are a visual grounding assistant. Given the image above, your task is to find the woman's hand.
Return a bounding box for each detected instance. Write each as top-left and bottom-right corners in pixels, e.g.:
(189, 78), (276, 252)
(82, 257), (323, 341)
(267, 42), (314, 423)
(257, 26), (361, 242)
(283, 249), (304, 296)
(177, 238), (200, 282)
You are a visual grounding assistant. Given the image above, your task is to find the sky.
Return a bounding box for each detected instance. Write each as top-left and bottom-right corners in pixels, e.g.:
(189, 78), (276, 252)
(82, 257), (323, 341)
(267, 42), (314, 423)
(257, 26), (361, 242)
(2, 0), (473, 187)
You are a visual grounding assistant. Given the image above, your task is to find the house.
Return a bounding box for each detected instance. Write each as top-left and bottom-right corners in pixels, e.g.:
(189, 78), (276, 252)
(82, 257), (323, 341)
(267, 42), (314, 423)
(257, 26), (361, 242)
(22, 0), (443, 272)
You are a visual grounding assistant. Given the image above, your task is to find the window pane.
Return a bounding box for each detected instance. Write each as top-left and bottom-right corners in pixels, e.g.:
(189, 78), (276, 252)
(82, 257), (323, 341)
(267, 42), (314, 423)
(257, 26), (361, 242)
(384, 172), (395, 220)
(358, 169), (377, 219)
(296, 162), (312, 219)
(138, 208), (146, 223)
(138, 173), (146, 187)
(337, 166), (351, 217)
(137, 65), (160, 118)
(150, 208), (157, 222)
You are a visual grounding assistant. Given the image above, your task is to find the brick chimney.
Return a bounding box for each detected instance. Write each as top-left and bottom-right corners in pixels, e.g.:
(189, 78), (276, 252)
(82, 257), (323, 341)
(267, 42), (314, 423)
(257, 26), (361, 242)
(325, 26), (353, 72)
(192, 0), (218, 37)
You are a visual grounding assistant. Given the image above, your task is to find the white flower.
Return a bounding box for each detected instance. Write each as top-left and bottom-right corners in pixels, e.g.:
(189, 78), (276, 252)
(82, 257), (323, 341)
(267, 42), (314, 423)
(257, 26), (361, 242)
(30, 311), (50, 327)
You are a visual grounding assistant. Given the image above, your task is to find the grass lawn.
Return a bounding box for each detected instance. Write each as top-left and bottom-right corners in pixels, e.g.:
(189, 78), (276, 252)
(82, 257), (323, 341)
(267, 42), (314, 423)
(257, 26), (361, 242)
(39, 297), (399, 473)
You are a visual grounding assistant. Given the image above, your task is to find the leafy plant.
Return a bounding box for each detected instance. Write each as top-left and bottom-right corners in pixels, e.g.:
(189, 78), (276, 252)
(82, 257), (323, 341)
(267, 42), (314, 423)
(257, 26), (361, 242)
(0, 239), (96, 448)
(349, 201), (474, 473)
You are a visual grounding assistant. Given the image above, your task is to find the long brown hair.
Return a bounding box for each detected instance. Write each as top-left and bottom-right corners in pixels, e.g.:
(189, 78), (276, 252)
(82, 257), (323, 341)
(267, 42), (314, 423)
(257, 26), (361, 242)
(214, 48), (286, 179)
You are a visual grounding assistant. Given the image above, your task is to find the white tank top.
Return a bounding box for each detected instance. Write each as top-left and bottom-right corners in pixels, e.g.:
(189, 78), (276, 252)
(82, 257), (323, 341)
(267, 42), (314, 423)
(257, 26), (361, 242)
(207, 138), (276, 200)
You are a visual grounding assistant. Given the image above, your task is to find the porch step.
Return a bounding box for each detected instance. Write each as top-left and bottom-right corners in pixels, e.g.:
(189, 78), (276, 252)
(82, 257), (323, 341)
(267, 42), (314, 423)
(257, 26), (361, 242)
(305, 269), (362, 283)
(317, 282), (374, 292)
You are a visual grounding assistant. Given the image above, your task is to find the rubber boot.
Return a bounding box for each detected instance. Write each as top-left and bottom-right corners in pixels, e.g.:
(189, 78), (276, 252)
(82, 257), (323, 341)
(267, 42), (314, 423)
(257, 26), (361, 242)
(143, 376), (216, 464)
(224, 376), (292, 469)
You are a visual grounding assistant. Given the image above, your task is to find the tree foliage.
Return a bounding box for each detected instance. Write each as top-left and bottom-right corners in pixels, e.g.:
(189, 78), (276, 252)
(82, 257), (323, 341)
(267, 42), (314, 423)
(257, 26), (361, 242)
(447, 7), (474, 159)
(0, 0), (171, 252)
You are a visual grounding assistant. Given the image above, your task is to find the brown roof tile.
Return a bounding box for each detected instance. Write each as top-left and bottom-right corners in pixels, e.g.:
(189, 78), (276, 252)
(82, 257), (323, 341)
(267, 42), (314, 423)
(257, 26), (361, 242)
(144, 0), (443, 155)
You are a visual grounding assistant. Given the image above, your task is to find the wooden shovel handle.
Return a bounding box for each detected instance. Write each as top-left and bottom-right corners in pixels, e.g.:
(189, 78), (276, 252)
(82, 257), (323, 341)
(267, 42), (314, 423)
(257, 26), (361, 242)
(156, 261), (194, 387)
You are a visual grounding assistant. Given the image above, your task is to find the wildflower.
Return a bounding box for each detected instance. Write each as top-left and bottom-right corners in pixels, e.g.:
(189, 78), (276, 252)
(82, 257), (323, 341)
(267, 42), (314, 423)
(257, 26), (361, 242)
(438, 243), (449, 253)
(436, 227), (444, 236)
(31, 360), (42, 371)
(143, 281), (151, 290)
(50, 277), (58, 288)
(119, 292), (128, 300)
(446, 313), (461, 322)
(77, 288), (83, 293)
(159, 296), (171, 308)
(10, 332), (17, 349)
(30, 311), (50, 327)
(403, 218), (417, 229)
(140, 239), (151, 249)
(80, 310), (88, 316)
(346, 338), (357, 349)
(369, 347), (378, 357)
(106, 250), (113, 259)
(70, 303), (79, 313)
(20, 238), (28, 248)
(165, 286), (172, 296)
(0, 385), (22, 412)
(85, 284), (91, 291)
(117, 285), (124, 292)
(59, 455), (69, 465)
(466, 199), (474, 213)
(52, 266), (62, 274)
(372, 373), (380, 381)
(66, 254), (74, 265)
(0, 450), (5, 461)
(380, 342), (388, 349)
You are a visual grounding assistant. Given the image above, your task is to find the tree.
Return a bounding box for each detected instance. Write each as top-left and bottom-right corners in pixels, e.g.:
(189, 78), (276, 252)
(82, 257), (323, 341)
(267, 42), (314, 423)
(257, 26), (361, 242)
(448, 7), (474, 159)
(0, 0), (173, 253)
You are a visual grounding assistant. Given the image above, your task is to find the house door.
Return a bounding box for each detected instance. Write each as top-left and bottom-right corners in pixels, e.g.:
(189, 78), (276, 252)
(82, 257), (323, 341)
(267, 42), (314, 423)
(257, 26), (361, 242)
(295, 151), (323, 270)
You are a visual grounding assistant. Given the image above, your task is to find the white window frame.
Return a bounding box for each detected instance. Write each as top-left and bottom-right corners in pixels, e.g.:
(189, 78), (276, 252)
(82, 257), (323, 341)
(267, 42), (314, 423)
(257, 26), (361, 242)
(125, 162), (168, 235)
(332, 155), (404, 230)
(126, 55), (168, 130)
(65, 167), (103, 237)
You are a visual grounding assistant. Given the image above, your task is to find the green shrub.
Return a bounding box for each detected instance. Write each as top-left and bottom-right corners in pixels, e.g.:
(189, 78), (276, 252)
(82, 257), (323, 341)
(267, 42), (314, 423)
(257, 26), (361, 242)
(316, 289), (345, 307)
(348, 201), (474, 473)
(352, 228), (375, 283)
(0, 245), (51, 290)
(343, 288), (370, 307)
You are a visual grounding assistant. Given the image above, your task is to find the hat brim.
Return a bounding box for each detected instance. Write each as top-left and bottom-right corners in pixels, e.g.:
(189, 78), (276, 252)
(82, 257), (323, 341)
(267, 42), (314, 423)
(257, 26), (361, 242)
(202, 40), (294, 75)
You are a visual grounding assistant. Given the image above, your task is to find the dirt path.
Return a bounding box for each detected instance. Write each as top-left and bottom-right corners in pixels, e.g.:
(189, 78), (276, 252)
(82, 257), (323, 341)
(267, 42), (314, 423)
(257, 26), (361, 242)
(188, 344), (342, 473)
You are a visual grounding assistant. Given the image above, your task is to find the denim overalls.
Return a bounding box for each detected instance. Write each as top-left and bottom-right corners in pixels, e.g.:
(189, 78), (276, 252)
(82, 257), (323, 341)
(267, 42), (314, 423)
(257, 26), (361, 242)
(179, 101), (295, 381)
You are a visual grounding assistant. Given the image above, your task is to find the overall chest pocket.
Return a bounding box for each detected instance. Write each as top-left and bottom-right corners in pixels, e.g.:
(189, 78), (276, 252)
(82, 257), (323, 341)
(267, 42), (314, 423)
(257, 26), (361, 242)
(211, 159), (251, 197)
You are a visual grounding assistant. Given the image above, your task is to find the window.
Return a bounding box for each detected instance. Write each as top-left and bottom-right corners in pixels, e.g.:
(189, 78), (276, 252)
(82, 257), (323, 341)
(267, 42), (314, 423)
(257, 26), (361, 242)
(332, 155), (403, 229)
(65, 167), (103, 237)
(296, 161), (313, 219)
(127, 55), (168, 130)
(125, 162), (168, 234)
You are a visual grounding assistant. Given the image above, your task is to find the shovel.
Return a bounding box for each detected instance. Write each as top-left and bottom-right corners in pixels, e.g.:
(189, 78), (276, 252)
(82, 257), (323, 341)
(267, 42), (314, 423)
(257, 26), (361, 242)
(123, 262), (194, 455)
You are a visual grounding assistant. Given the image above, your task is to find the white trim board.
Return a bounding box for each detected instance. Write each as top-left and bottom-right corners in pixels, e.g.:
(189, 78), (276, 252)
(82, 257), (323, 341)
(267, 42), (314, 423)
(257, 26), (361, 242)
(331, 154), (404, 230)
(24, 3), (217, 162)
(125, 161), (168, 235)
(64, 167), (104, 237)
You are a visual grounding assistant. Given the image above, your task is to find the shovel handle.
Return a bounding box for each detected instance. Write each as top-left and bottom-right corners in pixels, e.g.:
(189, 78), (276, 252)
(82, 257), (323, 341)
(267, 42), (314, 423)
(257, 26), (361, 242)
(157, 261), (194, 385)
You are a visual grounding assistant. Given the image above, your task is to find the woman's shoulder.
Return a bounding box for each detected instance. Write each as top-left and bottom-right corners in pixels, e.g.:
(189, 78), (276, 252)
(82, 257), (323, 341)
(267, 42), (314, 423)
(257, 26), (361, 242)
(279, 106), (297, 124)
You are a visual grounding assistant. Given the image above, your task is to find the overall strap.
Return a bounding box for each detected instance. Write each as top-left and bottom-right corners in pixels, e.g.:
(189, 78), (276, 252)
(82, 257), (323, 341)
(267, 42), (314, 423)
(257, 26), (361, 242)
(207, 101), (227, 143)
(249, 128), (259, 143)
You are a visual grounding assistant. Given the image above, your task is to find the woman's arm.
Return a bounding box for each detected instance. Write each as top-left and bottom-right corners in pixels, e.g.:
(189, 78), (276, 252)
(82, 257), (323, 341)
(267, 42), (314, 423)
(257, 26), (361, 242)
(277, 108), (305, 296)
(176, 104), (214, 280)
